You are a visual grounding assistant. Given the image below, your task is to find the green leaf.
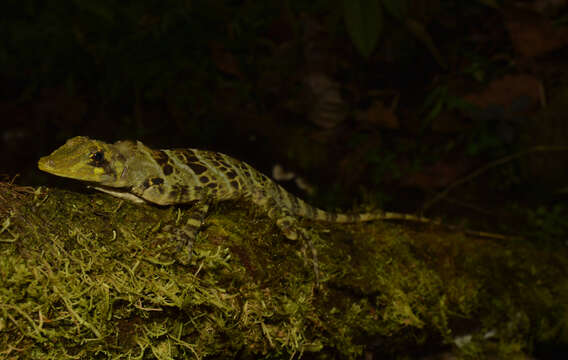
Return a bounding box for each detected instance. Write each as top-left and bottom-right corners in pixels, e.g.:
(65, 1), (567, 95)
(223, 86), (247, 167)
(382, 0), (407, 20)
(405, 18), (446, 68)
(343, 0), (382, 57)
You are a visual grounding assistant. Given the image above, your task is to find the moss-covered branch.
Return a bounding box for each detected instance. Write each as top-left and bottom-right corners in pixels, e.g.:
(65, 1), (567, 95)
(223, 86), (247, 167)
(0, 182), (567, 359)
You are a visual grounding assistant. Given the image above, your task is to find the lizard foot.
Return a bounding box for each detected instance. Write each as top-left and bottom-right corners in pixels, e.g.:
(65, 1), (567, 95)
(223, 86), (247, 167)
(276, 216), (299, 240)
(163, 216), (204, 265)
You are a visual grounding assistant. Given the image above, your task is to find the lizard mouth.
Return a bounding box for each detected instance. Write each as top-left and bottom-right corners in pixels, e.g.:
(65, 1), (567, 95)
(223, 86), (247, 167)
(38, 157), (57, 173)
(38, 157), (86, 180)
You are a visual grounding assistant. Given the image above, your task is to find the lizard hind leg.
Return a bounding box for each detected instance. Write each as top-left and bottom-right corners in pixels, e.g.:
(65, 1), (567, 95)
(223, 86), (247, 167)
(261, 194), (302, 241)
(274, 211), (320, 285)
(253, 191), (320, 284)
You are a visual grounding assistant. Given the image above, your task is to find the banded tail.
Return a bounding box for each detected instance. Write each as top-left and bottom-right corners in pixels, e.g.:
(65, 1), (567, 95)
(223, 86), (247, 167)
(281, 186), (433, 224)
(290, 194), (517, 241)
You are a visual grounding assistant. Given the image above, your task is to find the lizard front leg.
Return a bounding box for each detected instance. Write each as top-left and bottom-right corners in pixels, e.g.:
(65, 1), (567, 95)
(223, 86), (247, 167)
(130, 180), (212, 264)
(164, 200), (210, 265)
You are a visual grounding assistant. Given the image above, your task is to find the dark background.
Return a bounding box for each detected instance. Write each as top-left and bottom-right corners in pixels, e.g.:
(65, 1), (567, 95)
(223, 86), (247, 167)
(2, 0), (568, 357)
(1, 0), (568, 247)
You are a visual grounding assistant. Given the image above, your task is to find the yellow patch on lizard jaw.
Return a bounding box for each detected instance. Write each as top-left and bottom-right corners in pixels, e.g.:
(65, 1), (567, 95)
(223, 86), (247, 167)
(93, 167), (105, 175)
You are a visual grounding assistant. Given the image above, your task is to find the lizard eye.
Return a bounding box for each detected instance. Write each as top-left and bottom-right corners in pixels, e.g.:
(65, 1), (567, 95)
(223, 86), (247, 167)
(90, 151), (104, 163)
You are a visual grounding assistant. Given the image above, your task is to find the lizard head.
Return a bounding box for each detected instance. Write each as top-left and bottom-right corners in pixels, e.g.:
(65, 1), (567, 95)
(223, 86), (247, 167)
(38, 136), (131, 187)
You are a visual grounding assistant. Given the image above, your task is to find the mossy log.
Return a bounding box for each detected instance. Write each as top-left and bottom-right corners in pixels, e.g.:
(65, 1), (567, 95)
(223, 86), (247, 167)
(0, 182), (567, 359)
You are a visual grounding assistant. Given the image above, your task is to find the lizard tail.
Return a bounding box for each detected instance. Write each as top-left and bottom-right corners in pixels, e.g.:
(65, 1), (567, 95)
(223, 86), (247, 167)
(279, 186), (519, 241)
(332, 211), (434, 224)
(293, 195), (433, 224)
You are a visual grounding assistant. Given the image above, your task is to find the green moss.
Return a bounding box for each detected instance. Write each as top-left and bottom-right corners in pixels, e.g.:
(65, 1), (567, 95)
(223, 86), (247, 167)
(0, 182), (567, 358)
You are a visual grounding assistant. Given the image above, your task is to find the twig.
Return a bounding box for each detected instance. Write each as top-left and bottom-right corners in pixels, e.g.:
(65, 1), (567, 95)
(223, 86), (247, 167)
(423, 146), (568, 211)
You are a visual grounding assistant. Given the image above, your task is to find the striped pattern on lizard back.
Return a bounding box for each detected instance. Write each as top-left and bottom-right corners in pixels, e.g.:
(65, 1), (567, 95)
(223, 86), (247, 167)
(142, 147), (424, 224)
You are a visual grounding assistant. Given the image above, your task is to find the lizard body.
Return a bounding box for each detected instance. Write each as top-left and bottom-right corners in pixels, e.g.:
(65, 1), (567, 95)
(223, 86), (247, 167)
(38, 136), (433, 232)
